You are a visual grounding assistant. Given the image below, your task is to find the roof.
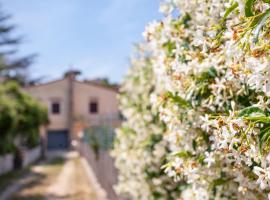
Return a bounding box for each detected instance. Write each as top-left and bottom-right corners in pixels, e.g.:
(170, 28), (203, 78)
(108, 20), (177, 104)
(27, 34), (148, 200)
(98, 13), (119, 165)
(79, 80), (119, 92)
(24, 78), (66, 89)
(24, 77), (119, 93)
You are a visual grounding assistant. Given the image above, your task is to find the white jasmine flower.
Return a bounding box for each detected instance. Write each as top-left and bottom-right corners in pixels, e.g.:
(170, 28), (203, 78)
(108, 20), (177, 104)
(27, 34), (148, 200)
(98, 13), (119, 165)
(204, 152), (215, 167)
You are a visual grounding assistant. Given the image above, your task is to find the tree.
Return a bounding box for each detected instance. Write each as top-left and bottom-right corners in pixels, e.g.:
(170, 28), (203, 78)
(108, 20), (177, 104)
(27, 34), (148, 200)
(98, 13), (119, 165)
(90, 78), (119, 89)
(0, 82), (48, 155)
(0, 5), (35, 85)
(0, 85), (17, 154)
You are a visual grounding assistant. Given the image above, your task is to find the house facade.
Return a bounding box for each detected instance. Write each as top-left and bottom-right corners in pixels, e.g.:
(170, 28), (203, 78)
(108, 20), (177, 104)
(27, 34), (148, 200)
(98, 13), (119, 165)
(24, 71), (121, 150)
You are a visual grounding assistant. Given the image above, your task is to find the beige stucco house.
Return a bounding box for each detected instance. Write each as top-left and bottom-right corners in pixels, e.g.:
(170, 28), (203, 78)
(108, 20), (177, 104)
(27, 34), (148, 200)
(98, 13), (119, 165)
(24, 71), (121, 150)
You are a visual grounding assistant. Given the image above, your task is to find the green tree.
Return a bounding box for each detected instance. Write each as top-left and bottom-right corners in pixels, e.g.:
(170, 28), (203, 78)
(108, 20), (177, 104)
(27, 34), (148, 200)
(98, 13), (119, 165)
(0, 82), (48, 154)
(0, 6), (35, 85)
(0, 85), (17, 154)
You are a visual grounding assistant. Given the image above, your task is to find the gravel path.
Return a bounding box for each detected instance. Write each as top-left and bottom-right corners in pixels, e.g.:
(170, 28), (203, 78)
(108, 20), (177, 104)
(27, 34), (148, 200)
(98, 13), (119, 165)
(3, 151), (105, 200)
(47, 152), (98, 200)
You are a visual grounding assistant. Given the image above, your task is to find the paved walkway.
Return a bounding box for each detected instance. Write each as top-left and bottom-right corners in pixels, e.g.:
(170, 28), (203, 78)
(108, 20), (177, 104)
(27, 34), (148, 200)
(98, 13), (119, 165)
(1, 151), (107, 200)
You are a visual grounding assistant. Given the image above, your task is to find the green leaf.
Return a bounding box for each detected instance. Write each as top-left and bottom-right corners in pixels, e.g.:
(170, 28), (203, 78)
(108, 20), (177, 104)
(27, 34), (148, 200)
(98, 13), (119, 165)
(166, 91), (191, 108)
(162, 40), (176, 57)
(172, 150), (193, 158)
(243, 115), (270, 152)
(208, 67), (217, 77)
(263, 0), (270, 3)
(197, 154), (205, 164)
(178, 54), (188, 63)
(181, 13), (191, 28)
(237, 106), (265, 117)
(171, 13), (191, 29)
(245, 116), (270, 123)
(259, 125), (270, 142)
(222, 2), (239, 22)
(192, 139), (197, 151)
(257, 124), (270, 149)
(152, 191), (163, 198)
(212, 178), (227, 187)
(196, 67), (217, 83)
(245, 0), (255, 17)
(142, 134), (163, 150)
(161, 162), (172, 169)
(253, 9), (270, 43)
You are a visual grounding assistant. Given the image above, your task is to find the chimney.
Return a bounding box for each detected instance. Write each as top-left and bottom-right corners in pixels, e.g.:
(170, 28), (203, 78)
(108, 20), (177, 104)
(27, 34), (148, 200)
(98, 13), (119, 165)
(64, 70), (81, 80)
(65, 70), (81, 149)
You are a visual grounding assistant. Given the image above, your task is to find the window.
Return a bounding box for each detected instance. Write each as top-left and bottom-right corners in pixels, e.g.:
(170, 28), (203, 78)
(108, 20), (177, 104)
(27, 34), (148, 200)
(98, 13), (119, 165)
(89, 99), (98, 114)
(51, 102), (60, 114)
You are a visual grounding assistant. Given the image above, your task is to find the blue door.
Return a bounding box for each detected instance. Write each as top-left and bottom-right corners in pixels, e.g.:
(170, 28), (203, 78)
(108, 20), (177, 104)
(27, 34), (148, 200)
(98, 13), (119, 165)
(47, 130), (69, 150)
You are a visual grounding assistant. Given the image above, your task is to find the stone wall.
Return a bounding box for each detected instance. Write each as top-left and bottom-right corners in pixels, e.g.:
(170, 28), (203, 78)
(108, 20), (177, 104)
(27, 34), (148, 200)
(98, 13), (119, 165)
(0, 154), (14, 175)
(0, 146), (41, 176)
(23, 146), (41, 167)
(80, 142), (118, 200)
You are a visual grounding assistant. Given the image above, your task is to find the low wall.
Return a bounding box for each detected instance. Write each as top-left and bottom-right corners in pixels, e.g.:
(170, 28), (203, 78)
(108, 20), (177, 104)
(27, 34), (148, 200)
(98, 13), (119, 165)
(80, 143), (118, 200)
(23, 146), (41, 167)
(0, 154), (14, 176)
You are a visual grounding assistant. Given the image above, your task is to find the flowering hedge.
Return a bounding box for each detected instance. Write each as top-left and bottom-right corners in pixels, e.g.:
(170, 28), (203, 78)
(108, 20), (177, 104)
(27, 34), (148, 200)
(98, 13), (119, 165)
(112, 45), (185, 199)
(114, 0), (270, 199)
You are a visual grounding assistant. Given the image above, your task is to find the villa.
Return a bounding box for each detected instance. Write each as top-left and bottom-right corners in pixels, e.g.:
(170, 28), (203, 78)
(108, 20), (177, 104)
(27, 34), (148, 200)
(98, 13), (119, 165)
(24, 71), (121, 150)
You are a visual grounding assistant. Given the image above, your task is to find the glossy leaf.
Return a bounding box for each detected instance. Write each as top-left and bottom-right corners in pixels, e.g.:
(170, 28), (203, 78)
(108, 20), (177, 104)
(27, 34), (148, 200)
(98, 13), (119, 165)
(253, 9), (270, 43)
(245, 0), (255, 17)
(237, 106), (265, 117)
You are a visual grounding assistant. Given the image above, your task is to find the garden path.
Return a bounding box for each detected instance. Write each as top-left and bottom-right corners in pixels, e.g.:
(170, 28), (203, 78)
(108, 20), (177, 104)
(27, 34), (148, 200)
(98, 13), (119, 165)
(1, 151), (105, 200)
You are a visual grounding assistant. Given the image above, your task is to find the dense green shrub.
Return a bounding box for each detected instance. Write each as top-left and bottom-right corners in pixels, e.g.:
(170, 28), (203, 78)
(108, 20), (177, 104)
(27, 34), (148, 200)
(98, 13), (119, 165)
(0, 82), (48, 154)
(0, 88), (17, 154)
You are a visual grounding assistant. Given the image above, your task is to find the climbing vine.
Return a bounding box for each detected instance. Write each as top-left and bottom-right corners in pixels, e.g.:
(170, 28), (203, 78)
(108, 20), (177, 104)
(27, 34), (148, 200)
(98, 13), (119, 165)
(114, 0), (270, 199)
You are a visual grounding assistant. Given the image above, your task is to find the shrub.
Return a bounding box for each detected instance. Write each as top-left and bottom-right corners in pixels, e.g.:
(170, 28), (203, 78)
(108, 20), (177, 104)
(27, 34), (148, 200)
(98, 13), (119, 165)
(112, 46), (185, 199)
(0, 82), (48, 154)
(0, 88), (17, 154)
(114, 0), (270, 199)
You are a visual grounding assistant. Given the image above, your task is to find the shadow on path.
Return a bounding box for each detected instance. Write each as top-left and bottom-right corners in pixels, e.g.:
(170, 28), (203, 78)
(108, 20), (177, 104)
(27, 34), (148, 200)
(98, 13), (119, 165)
(3, 151), (99, 200)
(1, 154), (66, 200)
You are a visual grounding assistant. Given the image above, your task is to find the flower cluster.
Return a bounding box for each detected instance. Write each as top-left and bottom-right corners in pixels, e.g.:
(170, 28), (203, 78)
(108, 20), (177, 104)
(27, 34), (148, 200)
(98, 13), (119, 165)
(112, 45), (185, 200)
(114, 0), (270, 199)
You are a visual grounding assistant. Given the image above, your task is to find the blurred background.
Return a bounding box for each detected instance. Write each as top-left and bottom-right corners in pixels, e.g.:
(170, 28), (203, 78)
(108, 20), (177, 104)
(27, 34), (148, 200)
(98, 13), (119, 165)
(2, 0), (162, 83)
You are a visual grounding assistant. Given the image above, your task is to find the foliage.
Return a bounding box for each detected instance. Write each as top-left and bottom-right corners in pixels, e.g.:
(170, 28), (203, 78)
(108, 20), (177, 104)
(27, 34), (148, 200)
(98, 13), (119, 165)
(85, 126), (115, 152)
(112, 46), (185, 200)
(0, 87), (17, 154)
(91, 77), (119, 89)
(114, 0), (270, 199)
(0, 6), (35, 85)
(0, 81), (48, 154)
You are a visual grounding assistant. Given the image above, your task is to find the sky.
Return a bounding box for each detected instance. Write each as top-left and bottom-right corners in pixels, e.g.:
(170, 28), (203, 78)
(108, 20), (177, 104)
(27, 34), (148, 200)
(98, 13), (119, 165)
(2, 0), (162, 83)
